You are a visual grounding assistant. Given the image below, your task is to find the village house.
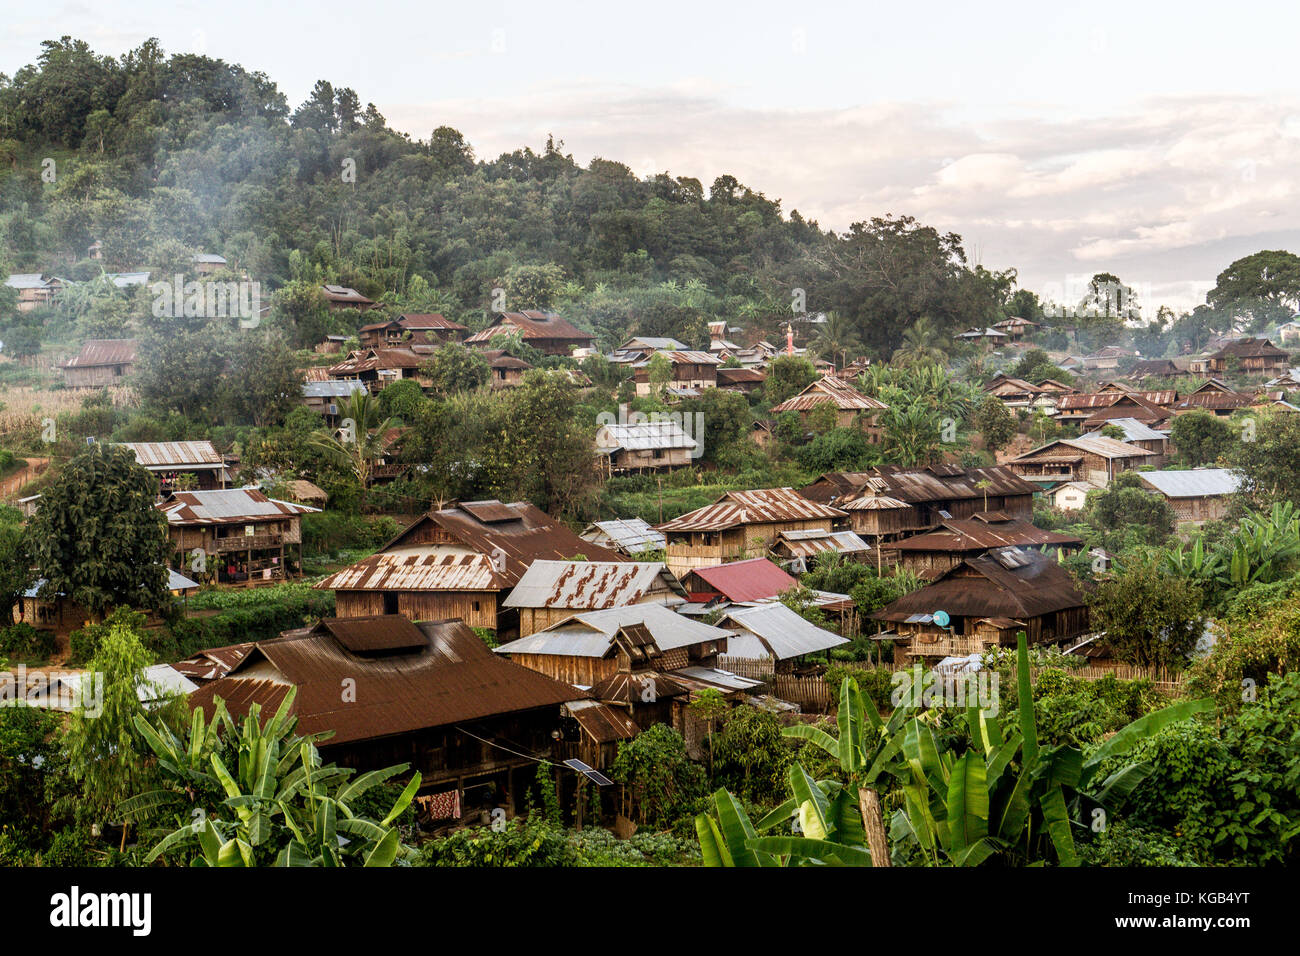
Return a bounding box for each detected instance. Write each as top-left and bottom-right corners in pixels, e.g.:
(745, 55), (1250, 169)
(1005, 433), (1156, 486)
(502, 559), (686, 637)
(477, 349), (532, 388)
(466, 310), (595, 355)
(1128, 358), (1188, 382)
(871, 547), (1090, 665)
(716, 366), (766, 394)
(1083, 417), (1171, 463)
(1049, 479), (1100, 511)
(715, 602), (850, 670)
(881, 512), (1083, 577)
(707, 319), (740, 353)
(14, 568), (199, 632)
(357, 313), (467, 349)
(992, 316), (1038, 339)
(59, 338), (137, 387)
(192, 253), (227, 275)
(1078, 391), (1173, 429)
(677, 556), (857, 632)
(118, 441), (230, 494)
(326, 347), (430, 392)
(1173, 379), (1254, 417)
(594, 420), (698, 473)
(1082, 345), (1135, 372)
(630, 349), (721, 397)
(321, 285), (377, 311)
(1207, 337), (1290, 377)
(955, 326), (1010, 348)
(159, 487), (321, 586)
(315, 500), (625, 638)
(983, 375), (1061, 414)
(1137, 469), (1242, 522)
(1053, 389), (1177, 427)
(770, 375), (889, 442)
(656, 488), (846, 578)
(800, 465), (1039, 546)
(301, 379), (368, 426)
(5, 273), (64, 312)
(188, 616), (585, 815)
(581, 517), (666, 556)
(770, 528), (871, 572)
(493, 604), (757, 760)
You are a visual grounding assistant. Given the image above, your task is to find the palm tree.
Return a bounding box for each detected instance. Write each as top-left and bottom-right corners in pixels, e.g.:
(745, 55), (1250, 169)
(310, 389), (396, 494)
(892, 316), (948, 367)
(811, 312), (863, 371)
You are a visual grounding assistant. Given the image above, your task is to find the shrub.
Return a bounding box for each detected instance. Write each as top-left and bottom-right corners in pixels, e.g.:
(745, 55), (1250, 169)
(0, 623), (56, 661)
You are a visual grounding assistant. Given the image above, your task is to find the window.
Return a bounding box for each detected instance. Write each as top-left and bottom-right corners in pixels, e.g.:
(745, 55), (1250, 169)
(383, 593), (399, 615)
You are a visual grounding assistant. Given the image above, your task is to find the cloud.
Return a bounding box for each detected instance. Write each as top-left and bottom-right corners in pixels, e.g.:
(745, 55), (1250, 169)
(389, 87), (1300, 314)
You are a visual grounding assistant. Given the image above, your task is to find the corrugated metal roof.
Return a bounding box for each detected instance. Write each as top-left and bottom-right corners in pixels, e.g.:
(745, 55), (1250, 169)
(1085, 417), (1168, 442)
(771, 375), (888, 413)
(1137, 469), (1242, 499)
(189, 617), (583, 745)
(683, 558), (797, 603)
(657, 488), (845, 532)
(120, 441), (223, 469)
(503, 560), (684, 609)
(582, 518), (665, 554)
(465, 311), (593, 344)
(629, 349), (722, 368)
(564, 699), (640, 742)
(595, 421), (697, 452)
(872, 547), (1086, 624)
(493, 604), (731, 658)
(173, 643), (255, 682)
(775, 529), (872, 558)
(804, 466), (1038, 507)
(303, 379), (367, 398)
(717, 603), (849, 660)
(159, 487), (321, 525)
(886, 517), (1082, 553)
(61, 338), (137, 368)
(318, 551), (507, 593)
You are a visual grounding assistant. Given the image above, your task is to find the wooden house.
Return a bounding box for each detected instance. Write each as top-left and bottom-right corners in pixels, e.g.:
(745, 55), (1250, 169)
(882, 512), (1083, 576)
(984, 375), (1058, 413)
(1128, 358), (1187, 382)
(159, 487), (320, 586)
(1137, 469), (1241, 522)
(655, 488), (846, 579)
(1083, 417), (1171, 463)
(357, 313), (467, 349)
(716, 366), (766, 394)
(188, 616), (584, 809)
(955, 327), (1009, 349)
(770, 528), (871, 570)
(871, 547), (1090, 664)
(5, 273), (63, 312)
(502, 560), (686, 637)
(326, 347), (430, 392)
(992, 317), (1038, 339)
(60, 338), (137, 387)
(630, 350), (721, 397)
(800, 465), (1039, 545)
(315, 500), (625, 638)
(1173, 379), (1253, 417)
(1207, 337), (1290, 377)
(715, 602), (849, 668)
(770, 376), (889, 442)
(1082, 345), (1134, 372)
(465, 311), (594, 356)
(321, 285), (377, 312)
(1054, 389), (1177, 427)
(481, 349), (532, 388)
(595, 420), (697, 473)
(301, 379), (368, 426)
(1006, 433), (1156, 486)
(118, 441), (229, 494)
(192, 254), (227, 275)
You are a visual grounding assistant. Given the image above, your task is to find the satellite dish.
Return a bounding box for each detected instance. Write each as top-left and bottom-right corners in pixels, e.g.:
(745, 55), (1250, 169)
(933, 610), (950, 628)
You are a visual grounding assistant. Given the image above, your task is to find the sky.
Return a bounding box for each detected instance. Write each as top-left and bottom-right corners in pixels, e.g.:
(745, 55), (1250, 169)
(5, 1), (1299, 314)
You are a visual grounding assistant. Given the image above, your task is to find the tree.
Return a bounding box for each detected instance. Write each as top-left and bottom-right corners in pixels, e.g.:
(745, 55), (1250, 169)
(223, 330), (303, 426)
(1170, 411), (1235, 467)
(1089, 559), (1206, 669)
(1230, 413), (1300, 510)
(973, 394), (1017, 455)
(810, 312), (862, 369)
(423, 342), (489, 397)
(310, 390), (395, 494)
(63, 614), (166, 846)
(880, 399), (943, 467)
(0, 505), (31, 625)
(28, 444), (170, 621)
(891, 316), (947, 367)
(1085, 471), (1175, 546)
(765, 355), (817, 405)
(1207, 250), (1300, 331)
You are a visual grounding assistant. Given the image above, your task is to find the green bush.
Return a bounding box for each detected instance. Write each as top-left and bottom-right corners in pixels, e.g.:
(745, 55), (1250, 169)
(41, 827), (104, 867)
(418, 819), (575, 867)
(0, 623), (56, 661)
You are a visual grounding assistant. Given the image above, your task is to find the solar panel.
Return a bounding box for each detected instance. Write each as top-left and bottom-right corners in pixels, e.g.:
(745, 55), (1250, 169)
(563, 758), (614, 787)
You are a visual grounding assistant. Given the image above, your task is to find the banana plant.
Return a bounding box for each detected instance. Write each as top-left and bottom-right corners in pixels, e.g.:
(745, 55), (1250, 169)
(121, 688), (421, 867)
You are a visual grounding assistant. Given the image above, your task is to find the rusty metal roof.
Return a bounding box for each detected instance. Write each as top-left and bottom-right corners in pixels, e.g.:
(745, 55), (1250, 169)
(871, 547), (1087, 624)
(159, 487), (321, 525)
(189, 617), (583, 745)
(120, 441), (223, 469)
(886, 517), (1083, 553)
(173, 643), (255, 682)
(771, 375), (889, 413)
(61, 338), (137, 368)
(465, 311), (593, 344)
(317, 551), (507, 593)
(494, 604), (732, 658)
(317, 615), (429, 653)
(564, 699), (640, 742)
(328, 347), (425, 375)
(1210, 336), (1288, 358)
(1014, 434), (1152, 463)
(1057, 390), (1177, 411)
(592, 670), (691, 704)
(774, 529), (871, 558)
(582, 518), (666, 554)
(656, 488), (845, 532)
(503, 560), (685, 609)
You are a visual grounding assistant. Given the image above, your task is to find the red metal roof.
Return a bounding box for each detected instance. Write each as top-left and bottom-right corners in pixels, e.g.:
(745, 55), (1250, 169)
(683, 558), (797, 603)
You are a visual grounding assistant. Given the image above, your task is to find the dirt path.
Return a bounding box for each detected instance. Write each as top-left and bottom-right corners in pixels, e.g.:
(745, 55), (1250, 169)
(0, 456), (48, 500)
